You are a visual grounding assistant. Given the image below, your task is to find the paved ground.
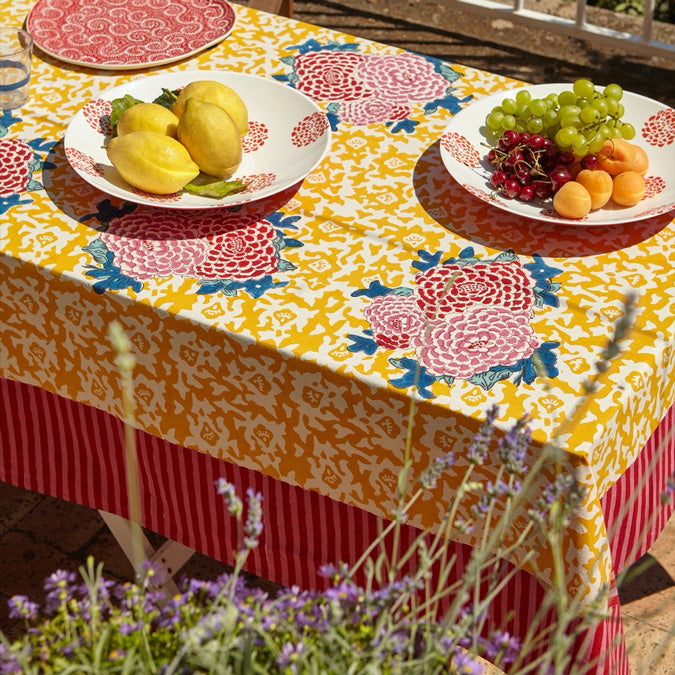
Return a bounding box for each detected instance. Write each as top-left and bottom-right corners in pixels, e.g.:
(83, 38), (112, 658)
(2, 1), (674, 671)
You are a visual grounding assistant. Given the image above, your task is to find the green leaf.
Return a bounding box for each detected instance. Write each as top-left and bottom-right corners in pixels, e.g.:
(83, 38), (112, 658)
(152, 87), (181, 110)
(183, 174), (248, 199)
(110, 95), (143, 135)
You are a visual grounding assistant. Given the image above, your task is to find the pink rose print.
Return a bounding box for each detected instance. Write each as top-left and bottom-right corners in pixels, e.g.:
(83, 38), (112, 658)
(293, 50), (374, 101)
(418, 306), (539, 379)
(644, 175), (665, 198)
(100, 211), (212, 279)
(194, 219), (279, 280)
(338, 98), (411, 125)
(353, 53), (449, 104)
(441, 132), (481, 167)
(0, 138), (34, 196)
(363, 295), (427, 349)
(415, 261), (536, 321)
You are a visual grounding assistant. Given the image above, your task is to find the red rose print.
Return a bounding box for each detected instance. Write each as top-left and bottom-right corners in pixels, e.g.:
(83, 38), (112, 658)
(0, 138), (35, 196)
(65, 147), (104, 177)
(641, 108), (675, 146)
(363, 295), (426, 349)
(644, 175), (666, 198)
(291, 112), (330, 147)
(442, 132), (481, 167)
(82, 99), (113, 136)
(415, 261), (536, 321)
(242, 121), (269, 153)
(293, 50), (374, 101)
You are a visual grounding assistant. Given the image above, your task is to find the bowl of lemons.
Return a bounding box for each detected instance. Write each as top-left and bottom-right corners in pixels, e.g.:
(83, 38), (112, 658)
(64, 71), (332, 209)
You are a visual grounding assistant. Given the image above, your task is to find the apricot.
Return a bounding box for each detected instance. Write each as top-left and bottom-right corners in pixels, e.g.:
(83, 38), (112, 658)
(574, 169), (613, 210)
(611, 171), (645, 206)
(597, 138), (637, 176)
(553, 181), (592, 219)
(630, 143), (649, 175)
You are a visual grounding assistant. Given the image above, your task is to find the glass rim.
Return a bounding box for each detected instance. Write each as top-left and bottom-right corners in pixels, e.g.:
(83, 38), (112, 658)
(0, 27), (34, 57)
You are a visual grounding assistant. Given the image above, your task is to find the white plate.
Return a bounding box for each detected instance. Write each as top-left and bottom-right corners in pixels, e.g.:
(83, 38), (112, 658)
(440, 84), (675, 225)
(27, 0), (237, 71)
(63, 71), (332, 209)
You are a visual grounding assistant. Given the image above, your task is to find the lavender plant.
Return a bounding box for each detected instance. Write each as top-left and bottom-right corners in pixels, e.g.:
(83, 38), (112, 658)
(1, 296), (672, 675)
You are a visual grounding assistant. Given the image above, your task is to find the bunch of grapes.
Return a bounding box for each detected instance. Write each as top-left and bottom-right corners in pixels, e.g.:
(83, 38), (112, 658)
(484, 78), (633, 158)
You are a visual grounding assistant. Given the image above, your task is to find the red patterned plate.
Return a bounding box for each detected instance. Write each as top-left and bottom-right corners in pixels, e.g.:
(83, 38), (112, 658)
(27, 0), (236, 70)
(63, 70), (332, 208)
(440, 84), (675, 226)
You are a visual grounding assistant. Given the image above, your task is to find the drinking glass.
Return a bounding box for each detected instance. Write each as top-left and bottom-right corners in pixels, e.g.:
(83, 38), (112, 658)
(0, 27), (33, 111)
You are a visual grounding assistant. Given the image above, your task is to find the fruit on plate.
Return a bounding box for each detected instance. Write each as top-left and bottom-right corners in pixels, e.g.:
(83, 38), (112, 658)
(574, 169), (613, 210)
(106, 130), (200, 194)
(552, 181), (592, 219)
(611, 171), (646, 206)
(483, 78), (632, 159)
(596, 138), (636, 175)
(177, 97), (242, 179)
(171, 80), (248, 136)
(116, 102), (179, 138)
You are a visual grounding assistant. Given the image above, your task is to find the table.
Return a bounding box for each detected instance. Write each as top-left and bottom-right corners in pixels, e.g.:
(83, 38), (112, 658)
(2, 1), (674, 672)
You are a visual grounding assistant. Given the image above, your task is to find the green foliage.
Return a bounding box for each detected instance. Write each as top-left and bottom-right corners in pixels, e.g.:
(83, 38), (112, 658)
(588, 0), (675, 23)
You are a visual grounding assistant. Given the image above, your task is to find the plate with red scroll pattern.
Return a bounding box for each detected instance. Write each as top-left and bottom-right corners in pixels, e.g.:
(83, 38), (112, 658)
(27, 0), (236, 70)
(63, 70), (332, 209)
(440, 84), (675, 226)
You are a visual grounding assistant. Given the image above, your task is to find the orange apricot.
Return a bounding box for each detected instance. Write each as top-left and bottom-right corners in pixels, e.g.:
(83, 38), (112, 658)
(574, 169), (613, 210)
(597, 138), (637, 176)
(553, 181), (592, 219)
(611, 171), (645, 206)
(630, 143), (649, 175)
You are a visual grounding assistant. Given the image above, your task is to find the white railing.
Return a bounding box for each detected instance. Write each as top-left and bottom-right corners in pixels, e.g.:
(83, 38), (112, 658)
(437, 0), (675, 59)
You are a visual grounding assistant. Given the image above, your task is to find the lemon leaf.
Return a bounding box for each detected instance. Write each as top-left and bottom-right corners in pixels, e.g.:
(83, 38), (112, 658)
(184, 176), (248, 198)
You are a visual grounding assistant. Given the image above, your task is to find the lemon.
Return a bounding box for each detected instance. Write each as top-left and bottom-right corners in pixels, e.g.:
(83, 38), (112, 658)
(107, 131), (200, 194)
(171, 80), (248, 136)
(116, 102), (180, 138)
(177, 97), (242, 179)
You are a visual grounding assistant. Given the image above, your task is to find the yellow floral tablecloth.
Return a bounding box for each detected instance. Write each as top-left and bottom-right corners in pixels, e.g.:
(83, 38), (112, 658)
(2, 0), (675, 610)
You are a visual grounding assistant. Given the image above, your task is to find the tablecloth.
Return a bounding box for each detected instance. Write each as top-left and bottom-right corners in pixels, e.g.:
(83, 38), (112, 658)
(2, 0), (675, 672)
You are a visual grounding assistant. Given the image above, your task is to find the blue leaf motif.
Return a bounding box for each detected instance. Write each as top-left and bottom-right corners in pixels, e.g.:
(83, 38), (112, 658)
(347, 332), (379, 355)
(468, 368), (513, 390)
(389, 358), (436, 399)
(83, 239), (111, 264)
(0, 193), (33, 214)
(351, 280), (396, 298)
(412, 250), (443, 272)
(386, 118), (418, 134)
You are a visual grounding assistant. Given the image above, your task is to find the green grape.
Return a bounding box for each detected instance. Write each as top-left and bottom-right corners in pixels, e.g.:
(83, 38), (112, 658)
(576, 97), (590, 109)
(604, 83), (623, 101)
(573, 139), (589, 155)
(513, 122), (526, 133)
(490, 105), (504, 114)
(544, 110), (559, 127)
(555, 125), (579, 147)
(616, 103), (625, 118)
(606, 97), (619, 115)
(486, 111), (504, 130)
(589, 133), (605, 153)
(560, 114), (581, 128)
(598, 123), (611, 139)
(546, 93), (559, 106)
(573, 78), (596, 99)
(620, 122), (636, 140)
(527, 117), (544, 133)
(580, 106), (600, 124)
(559, 104), (581, 119)
(558, 90), (577, 106)
(591, 98), (608, 116)
(515, 89), (532, 105)
(529, 99), (547, 117)
(517, 103), (530, 119)
(501, 114), (516, 130)
(501, 97), (518, 114)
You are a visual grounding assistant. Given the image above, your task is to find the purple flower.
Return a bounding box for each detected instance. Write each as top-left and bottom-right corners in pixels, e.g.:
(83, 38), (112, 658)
(7, 595), (39, 621)
(467, 406), (498, 464)
(496, 417), (530, 475)
(243, 488), (263, 550)
(43, 569), (76, 593)
(453, 647), (486, 674)
(325, 581), (362, 605)
(216, 479), (243, 517)
(419, 451), (456, 490)
(277, 641), (304, 671)
(481, 630), (521, 665)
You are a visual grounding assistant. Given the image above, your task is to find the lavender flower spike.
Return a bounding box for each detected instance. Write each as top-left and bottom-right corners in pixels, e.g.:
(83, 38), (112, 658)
(215, 478), (243, 518)
(466, 405), (499, 465)
(243, 488), (263, 550)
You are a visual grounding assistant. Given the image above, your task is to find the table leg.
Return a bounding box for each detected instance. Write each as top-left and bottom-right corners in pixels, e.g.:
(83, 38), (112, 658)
(98, 510), (195, 601)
